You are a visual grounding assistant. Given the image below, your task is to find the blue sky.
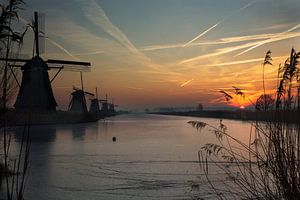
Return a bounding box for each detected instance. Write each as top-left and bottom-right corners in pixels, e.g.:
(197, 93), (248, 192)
(13, 0), (300, 109)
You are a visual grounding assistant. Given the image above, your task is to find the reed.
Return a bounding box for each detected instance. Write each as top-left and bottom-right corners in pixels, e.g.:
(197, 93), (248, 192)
(189, 48), (300, 199)
(0, 1), (30, 200)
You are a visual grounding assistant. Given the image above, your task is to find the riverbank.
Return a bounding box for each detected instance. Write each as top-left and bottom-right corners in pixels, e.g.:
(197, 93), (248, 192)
(151, 110), (300, 123)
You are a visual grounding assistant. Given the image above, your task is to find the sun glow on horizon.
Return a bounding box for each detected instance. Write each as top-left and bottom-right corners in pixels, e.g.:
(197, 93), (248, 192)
(15, 0), (300, 109)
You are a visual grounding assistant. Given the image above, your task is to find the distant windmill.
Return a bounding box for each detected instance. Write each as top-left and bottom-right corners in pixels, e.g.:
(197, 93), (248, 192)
(68, 86), (94, 113)
(0, 12), (91, 112)
(108, 98), (118, 113)
(100, 94), (109, 114)
(89, 87), (107, 113)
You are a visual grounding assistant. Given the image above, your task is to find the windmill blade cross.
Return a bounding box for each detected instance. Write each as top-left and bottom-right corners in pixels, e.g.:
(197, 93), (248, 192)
(38, 12), (46, 55)
(47, 59), (91, 66)
(47, 59), (91, 72)
(84, 91), (94, 96)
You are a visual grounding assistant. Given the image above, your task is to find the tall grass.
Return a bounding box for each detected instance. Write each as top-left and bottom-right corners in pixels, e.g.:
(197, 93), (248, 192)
(189, 48), (300, 199)
(0, 1), (30, 200)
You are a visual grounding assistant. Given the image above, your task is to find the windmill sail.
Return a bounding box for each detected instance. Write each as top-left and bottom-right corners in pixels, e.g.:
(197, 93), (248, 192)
(38, 12), (45, 55)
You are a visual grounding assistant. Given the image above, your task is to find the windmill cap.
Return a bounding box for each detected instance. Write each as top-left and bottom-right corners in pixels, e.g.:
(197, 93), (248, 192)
(21, 56), (49, 71)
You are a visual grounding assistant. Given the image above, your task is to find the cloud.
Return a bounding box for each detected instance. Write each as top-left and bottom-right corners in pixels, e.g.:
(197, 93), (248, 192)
(46, 37), (78, 60)
(203, 55), (286, 67)
(19, 15), (88, 63)
(183, 23), (220, 47)
(239, 0), (257, 11)
(182, 0), (257, 47)
(73, 51), (105, 56)
(180, 79), (194, 87)
(235, 23), (300, 57)
(125, 86), (151, 91)
(78, 0), (139, 55)
(141, 32), (287, 52)
(179, 32), (300, 64)
(77, 0), (189, 81)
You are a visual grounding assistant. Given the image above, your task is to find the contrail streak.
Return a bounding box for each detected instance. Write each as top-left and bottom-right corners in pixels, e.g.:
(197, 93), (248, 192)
(183, 23), (220, 47)
(19, 16), (79, 60)
(180, 79), (194, 87)
(78, 0), (139, 54)
(235, 23), (300, 57)
(182, 0), (257, 47)
(239, 0), (257, 11)
(180, 32), (300, 64)
(142, 32), (283, 51)
(46, 38), (78, 60)
(73, 51), (104, 56)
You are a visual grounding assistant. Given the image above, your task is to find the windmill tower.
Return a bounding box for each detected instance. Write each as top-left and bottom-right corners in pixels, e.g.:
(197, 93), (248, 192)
(14, 56), (57, 111)
(68, 86), (94, 113)
(100, 94), (109, 114)
(0, 12), (91, 112)
(89, 88), (103, 113)
(108, 98), (118, 114)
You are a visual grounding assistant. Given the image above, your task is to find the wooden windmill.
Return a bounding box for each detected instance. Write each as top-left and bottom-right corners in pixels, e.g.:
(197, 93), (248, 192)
(108, 98), (118, 113)
(89, 87), (107, 113)
(100, 94), (109, 113)
(0, 12), (91, 112)
(68, 86), (94, 113)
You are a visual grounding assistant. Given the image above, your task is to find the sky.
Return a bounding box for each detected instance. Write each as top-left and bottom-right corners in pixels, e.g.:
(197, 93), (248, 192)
(9, 0), (300, 110)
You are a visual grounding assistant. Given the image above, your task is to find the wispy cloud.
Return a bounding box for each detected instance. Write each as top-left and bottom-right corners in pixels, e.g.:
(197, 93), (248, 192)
(78, 0), (139, 55)
(180, 32), (300, 64)
(73, 51), (105, 56)
(46, 37), (78, 60)
(180, 79), (194, 87)
(19, 16), (80, 61)
(204, 55), (286, 67)
(235, 23), (300, 57)
(183, 23), (220, 47)
(182, 0), (257, 47)
(125, 86), (151, 91)
(142, 32), (283, 52)
(239, 0), (257, 11)
(77, 0), (188, 81)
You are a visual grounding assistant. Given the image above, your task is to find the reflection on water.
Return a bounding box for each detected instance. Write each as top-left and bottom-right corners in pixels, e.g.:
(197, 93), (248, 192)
(71, 124), (86, 141)
(14, 125), (57, 143)
(2, 114), (252, 200)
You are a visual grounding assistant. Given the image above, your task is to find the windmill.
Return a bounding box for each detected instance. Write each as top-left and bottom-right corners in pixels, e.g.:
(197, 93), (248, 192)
(0, 12), (91, 112)
(89, 87), (107, 113)
(108, 98), (118, 114)
(68, 86), (94, 113)
(100, 94), (109, 114)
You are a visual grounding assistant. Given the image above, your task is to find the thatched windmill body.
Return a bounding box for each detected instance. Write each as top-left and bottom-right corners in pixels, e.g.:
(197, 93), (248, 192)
(68, 86), (94, 113)
(108, 99), (118, 114)
(89, 88), (106, 113)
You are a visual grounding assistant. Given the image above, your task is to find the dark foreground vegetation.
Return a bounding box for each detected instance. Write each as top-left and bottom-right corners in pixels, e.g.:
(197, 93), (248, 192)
(0, 1), (31, 200)
(187, 49), (300, 199)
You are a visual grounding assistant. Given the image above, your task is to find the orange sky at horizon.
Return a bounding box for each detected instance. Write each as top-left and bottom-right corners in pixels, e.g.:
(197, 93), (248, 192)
(7, 0), (300, 110)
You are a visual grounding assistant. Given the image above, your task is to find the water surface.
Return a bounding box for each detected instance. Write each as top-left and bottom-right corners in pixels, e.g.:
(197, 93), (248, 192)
(3, 114), (252, 199)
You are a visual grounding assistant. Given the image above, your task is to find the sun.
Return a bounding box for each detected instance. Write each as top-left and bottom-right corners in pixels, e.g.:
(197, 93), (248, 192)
(240, 106), (245, 110)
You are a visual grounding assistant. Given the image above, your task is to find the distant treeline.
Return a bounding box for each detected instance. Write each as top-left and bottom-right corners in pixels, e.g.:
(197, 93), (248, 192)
(152, 110), (300, 123)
